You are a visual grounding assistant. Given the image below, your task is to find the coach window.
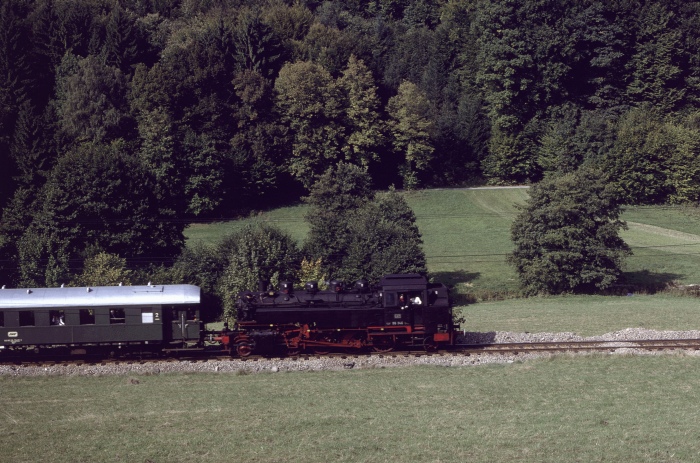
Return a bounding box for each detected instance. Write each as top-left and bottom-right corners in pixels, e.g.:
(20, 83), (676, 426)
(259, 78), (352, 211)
(110, 308), (126, 324)
(0, 312), (4, 327)
(19, 311), (35, 327)
(50, 310), (66, 326)
(80, 309), (95, 325)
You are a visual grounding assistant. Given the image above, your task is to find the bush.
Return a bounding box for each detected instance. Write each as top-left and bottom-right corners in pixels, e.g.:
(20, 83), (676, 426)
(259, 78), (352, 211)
(216, 222), (300, 320)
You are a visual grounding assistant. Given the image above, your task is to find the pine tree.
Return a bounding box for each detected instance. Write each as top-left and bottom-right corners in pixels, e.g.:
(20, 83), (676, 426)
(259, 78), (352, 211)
(509, 168), (630, 294)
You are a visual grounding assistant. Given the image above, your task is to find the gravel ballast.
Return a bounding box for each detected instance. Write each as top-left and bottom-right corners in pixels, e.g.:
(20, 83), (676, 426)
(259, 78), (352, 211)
(3, 328), (700, 377)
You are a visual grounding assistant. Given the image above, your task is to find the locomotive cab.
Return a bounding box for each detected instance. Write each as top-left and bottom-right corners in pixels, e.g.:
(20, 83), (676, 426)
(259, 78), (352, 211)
(381, 290), (424, 326)
(379, 274), (429, 326)
(379, 274), (453, 340)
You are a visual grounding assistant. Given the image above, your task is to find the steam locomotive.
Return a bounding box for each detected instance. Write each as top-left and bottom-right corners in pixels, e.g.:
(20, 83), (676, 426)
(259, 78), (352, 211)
(221, 273), (457, 356)
(0, 274), (456, 358)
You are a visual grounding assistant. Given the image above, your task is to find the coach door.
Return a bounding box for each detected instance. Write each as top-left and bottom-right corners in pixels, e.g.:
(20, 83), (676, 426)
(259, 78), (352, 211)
(164, 305), (200, 344)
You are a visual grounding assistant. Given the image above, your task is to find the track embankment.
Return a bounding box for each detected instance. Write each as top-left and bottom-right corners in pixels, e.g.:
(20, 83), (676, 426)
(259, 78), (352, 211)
(3, 328), (700, 376)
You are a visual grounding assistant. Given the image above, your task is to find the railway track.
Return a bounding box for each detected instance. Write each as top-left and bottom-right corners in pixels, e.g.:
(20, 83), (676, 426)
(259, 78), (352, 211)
(3, 338), (700, 367)
(268, 338), (700, 360)
(452, 338), (700, 355)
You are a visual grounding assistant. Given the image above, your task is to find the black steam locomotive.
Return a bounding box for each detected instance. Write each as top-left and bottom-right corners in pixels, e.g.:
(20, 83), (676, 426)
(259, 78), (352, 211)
(221, 273), (456, 356)
(0, 274), (456, 359)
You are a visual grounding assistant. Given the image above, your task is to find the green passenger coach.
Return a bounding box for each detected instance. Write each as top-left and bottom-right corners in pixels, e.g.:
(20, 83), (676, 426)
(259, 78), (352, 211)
(0, 284), (202, 355)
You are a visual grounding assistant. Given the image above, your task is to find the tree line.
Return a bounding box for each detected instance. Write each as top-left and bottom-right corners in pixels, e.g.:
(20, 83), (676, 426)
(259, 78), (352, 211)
(0, 0), (698, 292)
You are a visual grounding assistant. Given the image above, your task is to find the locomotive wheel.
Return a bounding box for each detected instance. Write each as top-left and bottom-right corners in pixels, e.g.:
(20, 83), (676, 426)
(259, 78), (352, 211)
(237, 342), (254, 357)
(372, 338), (395, 353)
(286, 345), (301, 356)
(423, 337), (438, 352)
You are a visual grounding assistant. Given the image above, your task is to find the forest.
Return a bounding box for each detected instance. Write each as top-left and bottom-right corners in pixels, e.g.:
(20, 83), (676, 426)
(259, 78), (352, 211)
(0, 0), (699, 290)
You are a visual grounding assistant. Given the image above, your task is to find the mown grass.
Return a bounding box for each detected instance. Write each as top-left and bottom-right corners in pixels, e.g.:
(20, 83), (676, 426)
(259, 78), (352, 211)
(459, 293), (700, 336)
(621, 205), (700, 286)
(405, 188), (526, 298)
(3, 356), (700, 463)
(185, 203), (310, 246)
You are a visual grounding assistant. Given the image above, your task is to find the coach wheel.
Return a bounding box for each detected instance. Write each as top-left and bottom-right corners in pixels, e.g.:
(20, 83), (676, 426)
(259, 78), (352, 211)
(423, 337), (438, 352)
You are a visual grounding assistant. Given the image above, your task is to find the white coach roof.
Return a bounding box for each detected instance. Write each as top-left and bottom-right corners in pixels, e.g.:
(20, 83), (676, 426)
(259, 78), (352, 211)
(0, 284), (201, 309)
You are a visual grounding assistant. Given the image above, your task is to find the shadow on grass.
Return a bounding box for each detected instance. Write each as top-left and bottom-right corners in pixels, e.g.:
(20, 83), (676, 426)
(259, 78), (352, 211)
(613, 270), (684, 294)
(431, 270), (481, 306)
(431, 269), (480, 287)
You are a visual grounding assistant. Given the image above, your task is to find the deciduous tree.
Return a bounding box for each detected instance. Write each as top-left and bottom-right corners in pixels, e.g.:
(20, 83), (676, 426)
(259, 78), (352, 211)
(304, 164), (426, 283)
(275, 60), (345, 188)
(216, 222), (300, 320)
(387, 80), (435, 189)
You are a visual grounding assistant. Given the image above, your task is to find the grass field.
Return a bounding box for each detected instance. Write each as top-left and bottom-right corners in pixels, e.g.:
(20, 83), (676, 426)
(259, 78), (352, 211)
(460, 293), (700, 335)
(3, 355), (700, 463)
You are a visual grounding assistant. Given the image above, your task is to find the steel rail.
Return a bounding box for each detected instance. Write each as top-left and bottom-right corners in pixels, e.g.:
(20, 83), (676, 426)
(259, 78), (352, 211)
(3, 338), (700, 365)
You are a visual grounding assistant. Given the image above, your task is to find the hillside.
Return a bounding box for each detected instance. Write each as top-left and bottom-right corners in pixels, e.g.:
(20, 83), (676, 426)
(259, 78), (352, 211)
(185, 188), (700, 300)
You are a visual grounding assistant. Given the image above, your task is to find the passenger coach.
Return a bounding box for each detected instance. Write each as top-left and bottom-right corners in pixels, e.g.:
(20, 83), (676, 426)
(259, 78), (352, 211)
(0, 284), (202, 355)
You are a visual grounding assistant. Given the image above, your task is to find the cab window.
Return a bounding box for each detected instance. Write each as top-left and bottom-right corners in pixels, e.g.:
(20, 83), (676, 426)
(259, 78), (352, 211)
(384, 293), (397, 307)
(407, 292), (423, 305)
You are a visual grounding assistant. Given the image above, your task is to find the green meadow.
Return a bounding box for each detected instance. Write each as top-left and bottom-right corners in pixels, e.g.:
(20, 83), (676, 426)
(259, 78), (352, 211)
(3, 356), (700, 463)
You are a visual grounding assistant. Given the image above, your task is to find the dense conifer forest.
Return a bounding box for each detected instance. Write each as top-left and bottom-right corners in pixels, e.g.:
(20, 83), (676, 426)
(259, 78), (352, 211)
(0, 0), (699, 290)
